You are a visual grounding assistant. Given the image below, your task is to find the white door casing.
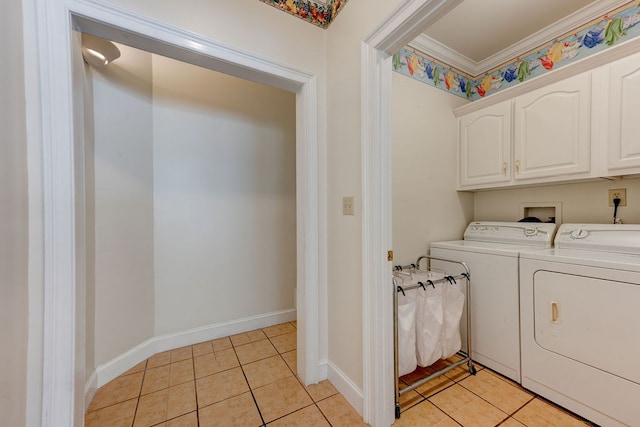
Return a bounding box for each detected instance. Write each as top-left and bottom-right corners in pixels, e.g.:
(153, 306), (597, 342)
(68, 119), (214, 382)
(361, 1), (462, 425)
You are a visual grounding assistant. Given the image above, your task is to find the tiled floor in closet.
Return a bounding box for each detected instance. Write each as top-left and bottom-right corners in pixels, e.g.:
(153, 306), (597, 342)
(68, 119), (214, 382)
(85, 321), (593, 427)
(85, 321), (364, 426)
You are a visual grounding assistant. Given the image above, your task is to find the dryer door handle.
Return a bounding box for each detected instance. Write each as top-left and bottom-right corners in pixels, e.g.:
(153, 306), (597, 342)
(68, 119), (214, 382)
(551, 301), (560, 323)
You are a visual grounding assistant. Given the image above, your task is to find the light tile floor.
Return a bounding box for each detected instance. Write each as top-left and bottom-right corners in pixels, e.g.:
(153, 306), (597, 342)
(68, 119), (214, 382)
(86, 322), (594, 427)
(395, 356), (596, 427)
(85, 321), (366, 426)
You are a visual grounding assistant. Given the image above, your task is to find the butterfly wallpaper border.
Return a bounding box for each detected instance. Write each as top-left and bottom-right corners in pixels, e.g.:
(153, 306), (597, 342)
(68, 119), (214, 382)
(393, 1), (640, 101)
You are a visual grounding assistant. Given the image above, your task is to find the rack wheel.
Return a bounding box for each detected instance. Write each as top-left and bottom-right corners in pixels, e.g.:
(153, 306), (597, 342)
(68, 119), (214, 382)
(395, 404), (401, 419)
(469, 364), (477, 375)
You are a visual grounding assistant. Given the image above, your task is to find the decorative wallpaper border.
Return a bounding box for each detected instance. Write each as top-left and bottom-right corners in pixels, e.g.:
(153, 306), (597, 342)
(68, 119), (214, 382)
(394, 0), (640, 101)
(259, 0), (349, 29)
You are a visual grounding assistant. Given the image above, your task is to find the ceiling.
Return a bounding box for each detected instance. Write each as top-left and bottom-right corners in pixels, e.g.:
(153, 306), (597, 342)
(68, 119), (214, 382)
(411, 0), (629, 76)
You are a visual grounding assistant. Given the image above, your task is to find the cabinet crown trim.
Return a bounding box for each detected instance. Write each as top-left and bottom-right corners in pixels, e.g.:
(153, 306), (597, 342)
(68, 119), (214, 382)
(454, 38), (640, 117)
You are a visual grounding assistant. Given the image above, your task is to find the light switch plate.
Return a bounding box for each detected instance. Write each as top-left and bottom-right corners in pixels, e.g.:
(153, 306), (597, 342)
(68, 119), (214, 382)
(343, 196), (354, 215)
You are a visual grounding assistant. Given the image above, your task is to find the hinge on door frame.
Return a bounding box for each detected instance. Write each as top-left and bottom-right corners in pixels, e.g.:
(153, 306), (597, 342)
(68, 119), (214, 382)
(387, 250), (393, 262)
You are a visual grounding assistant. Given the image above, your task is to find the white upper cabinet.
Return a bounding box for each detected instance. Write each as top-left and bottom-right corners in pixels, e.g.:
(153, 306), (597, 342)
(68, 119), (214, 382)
(607, 52), (640, 174)
(456, 52), (640, 191)
(513, 73), (592, 181)
(458, 100), (511, 189)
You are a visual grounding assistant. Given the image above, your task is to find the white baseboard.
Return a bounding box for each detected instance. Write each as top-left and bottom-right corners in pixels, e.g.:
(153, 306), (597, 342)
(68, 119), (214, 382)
(84, 370), (97, 413)
(91, 308), (296, 389)
(326, 359), (364, 417)
(319, 358), (329, 381)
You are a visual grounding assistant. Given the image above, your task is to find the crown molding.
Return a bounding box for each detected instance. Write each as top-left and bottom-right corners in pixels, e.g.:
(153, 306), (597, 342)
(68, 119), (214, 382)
(408, 34), (477, 75)
(409, 0), (631, 77)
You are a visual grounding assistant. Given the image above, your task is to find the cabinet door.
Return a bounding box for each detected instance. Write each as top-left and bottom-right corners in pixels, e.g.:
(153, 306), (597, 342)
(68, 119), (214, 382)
(608, 52), (640, 173)
(514, 73), (591, 181)
(459, 101), (511, 189)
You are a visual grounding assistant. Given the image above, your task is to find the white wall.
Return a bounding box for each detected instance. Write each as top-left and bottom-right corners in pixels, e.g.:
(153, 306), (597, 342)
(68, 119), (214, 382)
(152, 55), (297, 335)
(0, 0), (28, 425)
(91, 44), (156, 367)
(392, 73), (474, 266)
(474, 177), (640, 225)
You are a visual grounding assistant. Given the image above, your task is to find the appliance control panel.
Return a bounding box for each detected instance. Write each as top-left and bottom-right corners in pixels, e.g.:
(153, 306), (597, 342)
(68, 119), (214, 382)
(554, 223), (640, 253)
(464, 222), (557, 246)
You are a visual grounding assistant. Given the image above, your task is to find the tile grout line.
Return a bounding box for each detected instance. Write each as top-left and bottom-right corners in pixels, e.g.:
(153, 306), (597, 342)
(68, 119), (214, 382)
(236, 335), (268, 427)
(190, 349), (201, 427)
(130, 360), (148, 427)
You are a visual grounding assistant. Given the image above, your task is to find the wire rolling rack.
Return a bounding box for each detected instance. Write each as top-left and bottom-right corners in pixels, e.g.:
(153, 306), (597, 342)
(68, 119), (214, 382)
(393, 255), (476, 419)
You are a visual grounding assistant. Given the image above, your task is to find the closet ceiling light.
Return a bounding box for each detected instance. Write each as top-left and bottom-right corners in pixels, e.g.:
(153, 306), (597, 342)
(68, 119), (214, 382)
(82, 33), (120, 67)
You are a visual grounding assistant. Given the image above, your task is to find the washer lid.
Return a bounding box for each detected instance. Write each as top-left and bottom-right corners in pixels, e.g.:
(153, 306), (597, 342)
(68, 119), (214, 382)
(431, 240), (526, 256)
(463, 221), (557, 247)
(555, 223), (640, 254)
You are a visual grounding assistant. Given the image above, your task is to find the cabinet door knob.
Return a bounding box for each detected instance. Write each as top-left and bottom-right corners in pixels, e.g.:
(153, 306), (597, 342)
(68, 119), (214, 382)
(515, 159), (520, 174)
(503, 161), (508, 175)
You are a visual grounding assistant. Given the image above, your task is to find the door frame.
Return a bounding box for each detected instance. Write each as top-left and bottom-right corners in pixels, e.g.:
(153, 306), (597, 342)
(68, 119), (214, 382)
(360, 0), (462, 425)
(25, 0), (322, 425)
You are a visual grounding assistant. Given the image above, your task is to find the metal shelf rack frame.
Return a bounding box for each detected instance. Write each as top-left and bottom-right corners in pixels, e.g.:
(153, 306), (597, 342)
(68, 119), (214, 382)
(393, 255), (476, 418)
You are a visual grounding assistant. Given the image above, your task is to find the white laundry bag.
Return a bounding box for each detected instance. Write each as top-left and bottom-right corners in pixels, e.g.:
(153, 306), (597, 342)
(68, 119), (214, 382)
(396, 280), (417, 376)
(441, 277), (465, 359)
(415, 272), (445, 367)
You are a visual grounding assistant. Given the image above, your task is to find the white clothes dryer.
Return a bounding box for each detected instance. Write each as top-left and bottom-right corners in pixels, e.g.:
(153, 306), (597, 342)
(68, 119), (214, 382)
(519, 224), (640, 427)
(430, 221), (557, 383)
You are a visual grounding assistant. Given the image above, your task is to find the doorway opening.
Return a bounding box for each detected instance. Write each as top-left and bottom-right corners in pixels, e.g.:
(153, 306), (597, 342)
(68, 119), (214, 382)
(84, 37), (299, 391)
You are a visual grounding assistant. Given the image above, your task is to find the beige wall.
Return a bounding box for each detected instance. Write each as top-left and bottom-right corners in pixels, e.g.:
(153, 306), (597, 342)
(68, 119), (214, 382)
(90, 44), (156, 368)
(392, 73), (474, 266)
(474, 177), (640, 225)
(83, 54), (97, 386)
(325, 0), (404, 388)
(87, 42), (297, 363)
(0, 0), (28, 424)
(152, 55), (297, 336)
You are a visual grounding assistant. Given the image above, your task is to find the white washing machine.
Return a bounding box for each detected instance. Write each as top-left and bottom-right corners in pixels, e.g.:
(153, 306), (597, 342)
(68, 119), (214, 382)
(430, 221), (557, 383)
(519, 224), (640, 427)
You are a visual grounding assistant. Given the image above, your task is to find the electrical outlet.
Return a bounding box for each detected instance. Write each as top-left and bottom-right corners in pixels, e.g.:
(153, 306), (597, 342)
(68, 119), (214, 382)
(608, 188), (627, 207)
(342, 196), (354, 215)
